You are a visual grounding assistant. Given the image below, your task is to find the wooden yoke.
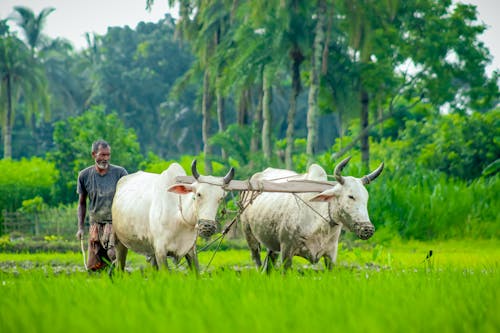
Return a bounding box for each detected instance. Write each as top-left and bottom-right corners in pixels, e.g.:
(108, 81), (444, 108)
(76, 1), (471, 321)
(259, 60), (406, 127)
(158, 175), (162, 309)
(175, 176), (336, 193)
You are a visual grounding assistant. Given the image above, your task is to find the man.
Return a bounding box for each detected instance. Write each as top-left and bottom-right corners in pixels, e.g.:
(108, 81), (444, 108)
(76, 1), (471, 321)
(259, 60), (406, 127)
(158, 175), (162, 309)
(76, 140), (128, 271)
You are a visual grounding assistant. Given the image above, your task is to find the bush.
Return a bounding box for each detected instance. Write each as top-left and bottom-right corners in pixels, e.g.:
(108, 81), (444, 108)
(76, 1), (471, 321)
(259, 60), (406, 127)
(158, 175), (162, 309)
(48, 105), (143, 205)
(0, 235), (79, 253)
(377, 110), (499, 181)
(0, 158), (59, 213)
(368, 168), (499, 240)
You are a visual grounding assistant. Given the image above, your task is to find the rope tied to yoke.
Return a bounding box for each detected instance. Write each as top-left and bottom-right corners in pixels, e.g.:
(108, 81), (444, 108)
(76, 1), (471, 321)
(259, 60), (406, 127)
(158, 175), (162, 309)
(199, 189), (261, 270)
(291, 193), (338, 227)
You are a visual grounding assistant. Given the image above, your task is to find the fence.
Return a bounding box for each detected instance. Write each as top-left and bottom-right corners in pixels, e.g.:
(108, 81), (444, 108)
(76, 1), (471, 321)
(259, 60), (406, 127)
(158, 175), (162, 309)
(2, 207), (77, 239)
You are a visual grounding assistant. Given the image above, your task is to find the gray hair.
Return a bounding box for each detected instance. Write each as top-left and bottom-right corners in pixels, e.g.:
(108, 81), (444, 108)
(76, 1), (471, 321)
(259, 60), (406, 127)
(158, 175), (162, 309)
(92, 140), (110, 153)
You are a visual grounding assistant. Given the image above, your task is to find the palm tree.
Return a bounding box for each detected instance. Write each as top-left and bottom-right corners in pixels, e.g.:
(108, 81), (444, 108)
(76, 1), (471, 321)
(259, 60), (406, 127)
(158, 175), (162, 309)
(13, 6), (55, 56)
(306, 0), (328, 165)
(0, 28), (48, 158)
(280, 0), (311, 170)
(0, 7), (52, 159)
(148, 0), (233, 173)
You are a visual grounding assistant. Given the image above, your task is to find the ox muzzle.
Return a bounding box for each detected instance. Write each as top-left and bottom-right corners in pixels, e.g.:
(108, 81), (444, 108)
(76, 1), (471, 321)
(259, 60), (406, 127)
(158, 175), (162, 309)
(197, 219), (217, 239)
(352, 222), (375, 240)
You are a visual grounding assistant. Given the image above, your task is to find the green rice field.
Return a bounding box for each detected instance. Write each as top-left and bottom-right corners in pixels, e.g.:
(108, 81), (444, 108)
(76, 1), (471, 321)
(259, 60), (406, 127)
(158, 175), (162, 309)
(1, 239), (499, 333)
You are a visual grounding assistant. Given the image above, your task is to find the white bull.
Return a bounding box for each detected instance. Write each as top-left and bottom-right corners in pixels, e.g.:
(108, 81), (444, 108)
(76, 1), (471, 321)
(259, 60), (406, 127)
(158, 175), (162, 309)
(112, 160), (234, 271)
(240, 157), (383, 271)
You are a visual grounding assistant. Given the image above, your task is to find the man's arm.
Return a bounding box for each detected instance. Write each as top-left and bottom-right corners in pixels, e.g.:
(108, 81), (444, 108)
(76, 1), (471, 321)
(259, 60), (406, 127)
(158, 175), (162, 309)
(76, 193), (87, 240)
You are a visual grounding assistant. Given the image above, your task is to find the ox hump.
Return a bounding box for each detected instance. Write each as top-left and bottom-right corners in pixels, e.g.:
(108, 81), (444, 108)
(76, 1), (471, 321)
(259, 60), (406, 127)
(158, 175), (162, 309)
(306, 164), (327, 181)
(254, 168), (299, 182)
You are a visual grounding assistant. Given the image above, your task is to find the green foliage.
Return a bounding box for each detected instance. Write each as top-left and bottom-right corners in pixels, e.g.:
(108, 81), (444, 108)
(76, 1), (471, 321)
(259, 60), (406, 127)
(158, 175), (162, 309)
(210, 124), (252, 166)
(90, 17), (196, 156)
(0, 234), (9, 248)
(2, 2), (499, 244)
(139, 152), (231, 177)
(367, 165), (499, 240)
(0, 10), (51, 159)
(209, 124), (273, 179)
(363, 111), (500, 240)
(138, 152), (173, 173)
(482, 159), (500, 177)
(19, 196), (47, 213)
(48, 105), (142, 204)
(397, 1), (499, 112)
(375, 109), (499, 181)
(0, 157), (58, 213)
(0, 236), (78, 253)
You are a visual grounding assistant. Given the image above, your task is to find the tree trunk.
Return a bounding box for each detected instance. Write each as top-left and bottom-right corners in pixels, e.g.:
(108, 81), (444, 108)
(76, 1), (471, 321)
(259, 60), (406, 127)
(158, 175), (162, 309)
(251, 84), (263, 157)
(202, 69), (213, 174)
(237, 89), (250, 126)
(306, 0), (326, 165)
(360, 89), (370, 170)
(3, 74), (13, 159)
(285, 93), (297, 170)
(285, 51), (303, 170)
(262, 69), (272, 162)
(216, 74), (226, 160)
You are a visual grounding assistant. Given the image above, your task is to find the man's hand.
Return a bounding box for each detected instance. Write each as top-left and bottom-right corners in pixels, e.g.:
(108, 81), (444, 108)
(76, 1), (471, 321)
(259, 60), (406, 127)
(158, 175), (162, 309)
(76, 228), (84, 240)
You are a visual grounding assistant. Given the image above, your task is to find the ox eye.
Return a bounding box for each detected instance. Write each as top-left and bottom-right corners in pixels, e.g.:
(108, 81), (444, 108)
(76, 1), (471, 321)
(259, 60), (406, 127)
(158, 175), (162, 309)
(348, 195), (355, 200)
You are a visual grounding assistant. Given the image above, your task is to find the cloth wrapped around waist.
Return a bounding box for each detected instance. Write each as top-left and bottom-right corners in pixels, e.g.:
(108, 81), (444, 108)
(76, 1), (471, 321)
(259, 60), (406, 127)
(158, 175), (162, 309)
(87, 223), (115, 271)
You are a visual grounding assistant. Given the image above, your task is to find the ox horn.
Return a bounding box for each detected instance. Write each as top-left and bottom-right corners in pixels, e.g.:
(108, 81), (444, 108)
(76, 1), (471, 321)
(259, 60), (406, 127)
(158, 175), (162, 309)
(223, 167), (235, 185)
(191, 159), (201, 180)
(334, 156), (351, 185)
(361, 162), (384, 185)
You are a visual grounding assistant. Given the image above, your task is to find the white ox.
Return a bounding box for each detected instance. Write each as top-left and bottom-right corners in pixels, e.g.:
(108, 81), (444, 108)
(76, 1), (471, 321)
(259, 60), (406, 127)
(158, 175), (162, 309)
(240, 157), (383, 271)
(112, 160), (234, 271)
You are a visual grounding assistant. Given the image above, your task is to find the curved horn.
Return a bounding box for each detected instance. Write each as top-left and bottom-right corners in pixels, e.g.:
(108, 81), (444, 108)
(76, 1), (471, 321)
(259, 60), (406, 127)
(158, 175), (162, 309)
(362, 162), (384, 185)
(334, 156), (351, 185)
(191, 159), (201, 180)
(223, 167), (235, 185)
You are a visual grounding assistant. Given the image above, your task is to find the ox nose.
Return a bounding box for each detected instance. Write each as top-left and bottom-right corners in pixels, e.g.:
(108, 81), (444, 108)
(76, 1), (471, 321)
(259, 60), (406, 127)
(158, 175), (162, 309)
(354, 223), (375, 240)
(197, 219), (217, 239)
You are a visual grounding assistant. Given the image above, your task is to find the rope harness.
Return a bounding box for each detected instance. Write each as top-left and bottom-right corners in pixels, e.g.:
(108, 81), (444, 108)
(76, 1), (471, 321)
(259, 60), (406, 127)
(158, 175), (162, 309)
(291, 193), (338, 227)
(178, 195), (194, 227)
(197, 188), (262, 271)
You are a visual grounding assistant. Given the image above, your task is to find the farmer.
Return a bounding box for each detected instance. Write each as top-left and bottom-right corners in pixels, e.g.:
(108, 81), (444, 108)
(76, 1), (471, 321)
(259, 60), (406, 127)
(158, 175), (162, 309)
(76, 139), (128, 271)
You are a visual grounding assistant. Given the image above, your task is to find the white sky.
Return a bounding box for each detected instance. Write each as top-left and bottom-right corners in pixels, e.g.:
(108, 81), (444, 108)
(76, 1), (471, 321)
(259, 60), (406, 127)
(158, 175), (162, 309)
(0, 0), (175, 49)
(0, 0), (498, 75)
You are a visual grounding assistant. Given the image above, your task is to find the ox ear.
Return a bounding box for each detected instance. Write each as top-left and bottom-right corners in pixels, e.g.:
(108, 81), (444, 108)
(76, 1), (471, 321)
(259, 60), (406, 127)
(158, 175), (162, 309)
(310, 188), (339, 202)
(168, 184), (194, 195)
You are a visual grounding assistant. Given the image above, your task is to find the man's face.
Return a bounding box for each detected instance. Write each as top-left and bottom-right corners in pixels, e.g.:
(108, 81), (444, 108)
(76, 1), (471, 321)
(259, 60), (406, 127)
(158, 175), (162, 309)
(93, 146), (111, 170)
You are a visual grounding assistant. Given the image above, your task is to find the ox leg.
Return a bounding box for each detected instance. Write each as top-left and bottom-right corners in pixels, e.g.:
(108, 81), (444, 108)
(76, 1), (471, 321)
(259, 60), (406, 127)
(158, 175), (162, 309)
(243, 222), (262, 269)
(262, 250), (279, 274)
(324, 231), (341, 270)
(154, 252), (170, 270)
(323, 249), (339, 271)
(115, 237), (128, 271)
(280, 246), (295, 272)
(147, 255), (159, 269)
(185, 246), (200, 273)
(323, 256), (333, 271)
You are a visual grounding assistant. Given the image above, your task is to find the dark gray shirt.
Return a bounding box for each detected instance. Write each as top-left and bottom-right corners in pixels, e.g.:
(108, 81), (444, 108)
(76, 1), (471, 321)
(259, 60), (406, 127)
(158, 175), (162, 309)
(77, 164), (128, 223)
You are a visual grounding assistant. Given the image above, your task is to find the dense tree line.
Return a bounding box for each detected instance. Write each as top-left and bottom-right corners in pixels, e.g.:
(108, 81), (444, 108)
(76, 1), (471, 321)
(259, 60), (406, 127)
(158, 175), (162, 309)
(0, 1), (498, 180)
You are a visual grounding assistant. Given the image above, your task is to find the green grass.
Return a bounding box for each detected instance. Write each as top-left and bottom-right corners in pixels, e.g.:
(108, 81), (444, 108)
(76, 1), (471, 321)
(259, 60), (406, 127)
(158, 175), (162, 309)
(1, 239), (499, 333)
(369, 171), (499, 240)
